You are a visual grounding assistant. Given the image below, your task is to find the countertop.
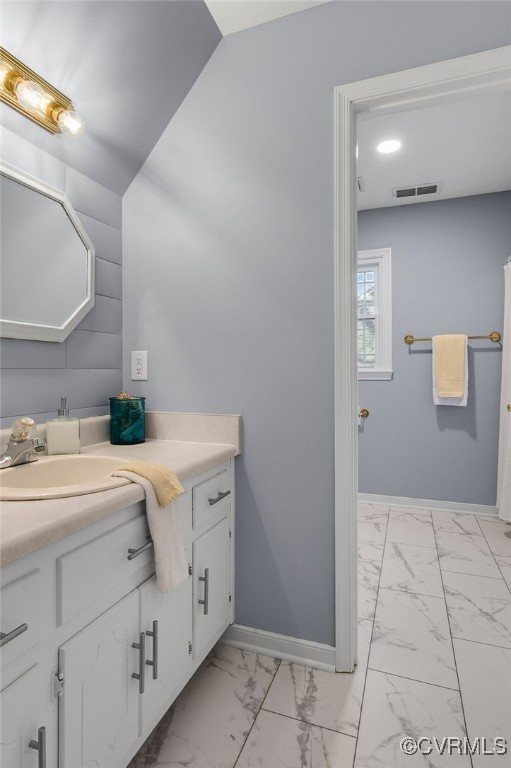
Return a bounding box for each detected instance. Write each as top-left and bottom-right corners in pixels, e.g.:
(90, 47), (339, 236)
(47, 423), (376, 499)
(0, 439), (237, 567)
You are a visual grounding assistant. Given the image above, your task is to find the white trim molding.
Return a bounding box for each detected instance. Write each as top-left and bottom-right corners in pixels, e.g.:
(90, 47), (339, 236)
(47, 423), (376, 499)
(334, 46), (511, 673)
(359, 493), (498, 518)
(358, 369), (393, 381)
(222, 624), (336, 672)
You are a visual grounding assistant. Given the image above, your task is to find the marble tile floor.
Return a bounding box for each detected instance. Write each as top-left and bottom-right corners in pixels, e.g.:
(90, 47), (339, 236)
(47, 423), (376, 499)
(129, 503), (511, 767)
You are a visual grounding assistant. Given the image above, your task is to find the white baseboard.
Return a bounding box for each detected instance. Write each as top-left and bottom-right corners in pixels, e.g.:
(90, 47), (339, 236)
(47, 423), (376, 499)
(358, 492), (498, 518)
(222, 624), (336, 672)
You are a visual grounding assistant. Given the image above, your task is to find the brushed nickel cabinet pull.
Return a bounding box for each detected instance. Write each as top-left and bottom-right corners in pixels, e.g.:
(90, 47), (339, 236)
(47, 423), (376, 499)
(29, 726), (46, 768)
(0, 622), (28, 647)
(198, 568), (209, 615)
(127, 538), (153, 561)
(132, 632), (146, 694)
(145, 620), (158, 680)
(208, 490), (231, 506)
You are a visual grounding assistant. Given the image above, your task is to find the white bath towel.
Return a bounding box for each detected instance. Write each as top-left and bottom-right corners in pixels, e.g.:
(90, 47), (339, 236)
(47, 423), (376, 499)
(432, 335), (468, 407)
(113, 469), (189, 591)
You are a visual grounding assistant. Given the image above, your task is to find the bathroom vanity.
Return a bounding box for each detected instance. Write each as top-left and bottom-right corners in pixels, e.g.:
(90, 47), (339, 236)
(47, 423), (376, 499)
(0, 428), (237, 768)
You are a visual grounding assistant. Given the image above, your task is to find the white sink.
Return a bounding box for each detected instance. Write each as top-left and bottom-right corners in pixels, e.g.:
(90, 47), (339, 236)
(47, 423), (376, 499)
(0, 455), (132, 501)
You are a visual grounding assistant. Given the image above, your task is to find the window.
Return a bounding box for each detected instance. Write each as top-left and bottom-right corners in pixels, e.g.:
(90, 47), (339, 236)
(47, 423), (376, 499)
(357, 248), (392, 380)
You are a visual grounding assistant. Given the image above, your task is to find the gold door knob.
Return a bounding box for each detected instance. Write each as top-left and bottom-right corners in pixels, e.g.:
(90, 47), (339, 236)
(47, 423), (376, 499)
(359, 408), (369, 419)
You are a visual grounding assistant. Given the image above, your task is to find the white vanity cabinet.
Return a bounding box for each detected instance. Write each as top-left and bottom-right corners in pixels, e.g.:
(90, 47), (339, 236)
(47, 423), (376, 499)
(191, 467), (233, 661)
(138, 571), (192, 734)
(0, 665), (47, 768)
(59, 591), (140, 768)
(193, 517), (231, 662)
(0, 459), (234, 768)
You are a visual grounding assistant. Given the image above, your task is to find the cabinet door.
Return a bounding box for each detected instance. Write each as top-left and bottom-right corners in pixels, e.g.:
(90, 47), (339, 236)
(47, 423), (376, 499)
(1, 665), (49, 768)
(139, 573), (192, 733)
(59, 591), (140, 768)
(193, 517), (231, 661)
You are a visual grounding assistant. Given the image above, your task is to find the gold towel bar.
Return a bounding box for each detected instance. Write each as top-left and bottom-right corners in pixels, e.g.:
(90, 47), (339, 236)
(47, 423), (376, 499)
(404, 331), (501, 346)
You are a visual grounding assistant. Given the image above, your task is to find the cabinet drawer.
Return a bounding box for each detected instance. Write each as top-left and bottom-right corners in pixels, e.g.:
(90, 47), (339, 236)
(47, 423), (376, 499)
(0, 569), (41, 668)
(192, 469), (231, 530)
(57, 515), (152, 625)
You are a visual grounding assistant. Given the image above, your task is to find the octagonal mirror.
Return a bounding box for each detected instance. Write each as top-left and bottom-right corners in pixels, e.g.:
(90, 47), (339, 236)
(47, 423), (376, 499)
(0, 160), (95, 342)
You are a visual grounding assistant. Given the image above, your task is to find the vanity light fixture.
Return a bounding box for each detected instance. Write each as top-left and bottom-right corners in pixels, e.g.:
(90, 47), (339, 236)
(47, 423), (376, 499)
(0, 47), (85, 138)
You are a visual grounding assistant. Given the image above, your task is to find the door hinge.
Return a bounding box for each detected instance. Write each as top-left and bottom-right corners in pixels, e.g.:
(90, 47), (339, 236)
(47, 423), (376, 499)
(54, 672), (64, 697)
(188, 642), (193, 656)
(229, 593), (232, 603)
(188, 563), (192, 576)
(229, 529), (232, 538)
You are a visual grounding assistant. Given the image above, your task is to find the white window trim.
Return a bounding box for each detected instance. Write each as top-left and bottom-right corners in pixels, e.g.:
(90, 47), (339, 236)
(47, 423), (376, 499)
(357, 248), (392, 381)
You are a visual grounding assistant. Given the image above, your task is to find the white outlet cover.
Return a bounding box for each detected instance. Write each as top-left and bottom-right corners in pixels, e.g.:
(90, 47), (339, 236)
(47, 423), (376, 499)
(131, 350), (148, 381)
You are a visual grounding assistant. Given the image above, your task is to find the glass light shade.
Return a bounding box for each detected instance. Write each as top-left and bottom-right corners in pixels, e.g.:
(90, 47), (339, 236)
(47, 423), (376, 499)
(377, 139), (401, 154)
(15, 80), (48, 111)
(57, 109), (85, 138)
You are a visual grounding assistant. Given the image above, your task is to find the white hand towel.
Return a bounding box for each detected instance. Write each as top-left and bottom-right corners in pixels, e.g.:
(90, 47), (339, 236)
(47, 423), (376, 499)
(432, 336), (468, 407)
(113, 469), (189, 591)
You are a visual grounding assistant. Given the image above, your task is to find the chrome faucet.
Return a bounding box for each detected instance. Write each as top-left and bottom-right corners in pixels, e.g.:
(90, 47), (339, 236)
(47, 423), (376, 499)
(0, 417), (47, 469)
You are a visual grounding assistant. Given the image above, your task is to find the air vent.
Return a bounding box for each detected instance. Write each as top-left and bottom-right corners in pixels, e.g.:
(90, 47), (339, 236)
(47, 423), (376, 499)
(357, 176), (365, 192)
(417, 184), (438, 195)
(395, 187), (416, 198)
(393, 182), (442, 199)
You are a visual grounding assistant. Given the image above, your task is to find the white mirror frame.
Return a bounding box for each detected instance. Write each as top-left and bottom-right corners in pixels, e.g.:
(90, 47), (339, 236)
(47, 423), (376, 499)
(0, 160), (95, 342)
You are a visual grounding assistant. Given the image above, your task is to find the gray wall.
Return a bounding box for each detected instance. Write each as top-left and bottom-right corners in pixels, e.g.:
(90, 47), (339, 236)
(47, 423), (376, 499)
(123, 2), (511, 646)
(358, 193), (511, 507)
(0, 0), (221, 428)
(0, 127), (123, 428)
(2, 1), (221, 194)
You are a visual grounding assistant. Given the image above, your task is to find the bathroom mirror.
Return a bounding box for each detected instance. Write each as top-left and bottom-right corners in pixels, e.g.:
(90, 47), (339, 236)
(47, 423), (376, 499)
(0, 160), (95, 342)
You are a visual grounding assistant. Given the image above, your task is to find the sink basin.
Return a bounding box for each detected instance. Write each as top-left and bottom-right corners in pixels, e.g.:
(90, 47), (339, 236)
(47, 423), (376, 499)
(0, 455), (132, 501)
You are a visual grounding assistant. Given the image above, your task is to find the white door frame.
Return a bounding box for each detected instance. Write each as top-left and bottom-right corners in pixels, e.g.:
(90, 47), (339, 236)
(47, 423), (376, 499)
(334, 45), (511, 672)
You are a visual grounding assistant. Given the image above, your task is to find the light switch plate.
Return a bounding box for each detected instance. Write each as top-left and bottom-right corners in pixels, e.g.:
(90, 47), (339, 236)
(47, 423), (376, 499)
(131, 351), (148, 380)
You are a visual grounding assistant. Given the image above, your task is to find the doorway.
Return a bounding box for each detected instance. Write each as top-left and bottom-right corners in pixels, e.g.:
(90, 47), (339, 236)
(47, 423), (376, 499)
(333, 46), (511, 672)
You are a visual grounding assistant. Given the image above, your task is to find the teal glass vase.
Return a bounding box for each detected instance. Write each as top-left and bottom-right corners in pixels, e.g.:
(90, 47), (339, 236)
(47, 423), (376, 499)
(109, 396), (146, 445)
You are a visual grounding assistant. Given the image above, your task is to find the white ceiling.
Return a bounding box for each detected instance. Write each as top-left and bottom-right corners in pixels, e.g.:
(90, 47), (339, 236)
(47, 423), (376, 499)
(205, 0), (330, 35)
(357, 89), (511, 210)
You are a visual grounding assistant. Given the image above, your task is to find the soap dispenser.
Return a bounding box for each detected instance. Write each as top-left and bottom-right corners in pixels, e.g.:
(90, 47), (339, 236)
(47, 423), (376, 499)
(46, 397), (80, 455)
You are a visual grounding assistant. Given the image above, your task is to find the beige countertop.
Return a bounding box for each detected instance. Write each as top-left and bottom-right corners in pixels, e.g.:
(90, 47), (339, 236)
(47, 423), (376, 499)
(0, 439), (237, 567)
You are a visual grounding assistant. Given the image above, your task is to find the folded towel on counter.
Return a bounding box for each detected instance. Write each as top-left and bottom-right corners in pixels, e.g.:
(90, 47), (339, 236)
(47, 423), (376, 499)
(112, 461), (188, 591)
(432, 334), (468, 406)
(115, 460), (184, 506)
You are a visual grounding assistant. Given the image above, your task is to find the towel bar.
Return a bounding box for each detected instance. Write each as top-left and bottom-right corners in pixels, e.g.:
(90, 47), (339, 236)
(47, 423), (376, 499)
(404, 331), (501, 345)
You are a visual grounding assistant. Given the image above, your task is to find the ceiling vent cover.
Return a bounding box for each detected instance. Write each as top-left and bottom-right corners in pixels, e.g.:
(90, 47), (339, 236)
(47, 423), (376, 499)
(395, 187), (416, 198)
(393, 182), (442, 199)
(417, 184), (439, 195)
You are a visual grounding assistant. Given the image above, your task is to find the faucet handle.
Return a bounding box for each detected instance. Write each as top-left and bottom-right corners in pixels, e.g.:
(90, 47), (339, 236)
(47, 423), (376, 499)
(11, 417), (36, 442)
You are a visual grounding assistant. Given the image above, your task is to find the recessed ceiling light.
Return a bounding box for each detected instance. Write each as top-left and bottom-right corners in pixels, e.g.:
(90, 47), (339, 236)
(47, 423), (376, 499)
(377, 139), (401, 154)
